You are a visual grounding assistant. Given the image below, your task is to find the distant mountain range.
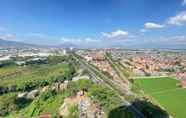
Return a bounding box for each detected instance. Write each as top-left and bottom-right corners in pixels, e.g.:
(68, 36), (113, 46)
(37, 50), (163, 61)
(0, 39), (37, 48)
(0, 39), (76, 48)
(1, 38), (185, 49)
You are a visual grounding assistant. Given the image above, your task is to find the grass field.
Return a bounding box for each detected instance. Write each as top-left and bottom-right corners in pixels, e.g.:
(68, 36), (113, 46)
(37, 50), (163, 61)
(134, 77), (186, 118)
(0, 65), (21, 76)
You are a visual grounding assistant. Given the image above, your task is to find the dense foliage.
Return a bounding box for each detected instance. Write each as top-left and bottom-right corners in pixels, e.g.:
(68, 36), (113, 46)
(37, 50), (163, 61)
(0, 55), (76, 94)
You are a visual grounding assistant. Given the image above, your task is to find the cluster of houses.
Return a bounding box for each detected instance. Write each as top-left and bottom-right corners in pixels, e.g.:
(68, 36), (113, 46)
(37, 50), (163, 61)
(118, 54), (186, 77)
(133, 55), (185, 76)
(107, 49), (186, 88)
(176, 72), (186, 80)
(82, 51), (119, 80)
(78, 49), (186, 88)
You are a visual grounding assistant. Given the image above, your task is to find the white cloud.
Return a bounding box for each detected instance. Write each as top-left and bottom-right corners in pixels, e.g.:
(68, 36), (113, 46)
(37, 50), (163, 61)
(143, 11), (186, 29)
(160, 35), (186, 45)
(168, 35), (186, 44)
(60, 37), (98, 44)
(84, 37), (98, 42)
(144, 22), (164, 29)
(102, 30), (129, 38)
(61, 37), (78, 43)
(0, 34), (16, 40)
(183, 0), (186, 5)
(28, 33), (46, 38)
(167, 11), (186, 25)
(148, 35), (186, 45)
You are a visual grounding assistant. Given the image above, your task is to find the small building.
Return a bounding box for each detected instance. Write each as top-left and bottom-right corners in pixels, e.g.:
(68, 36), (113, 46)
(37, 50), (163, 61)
(15, 61), (26, 66)
(84, 56), (92, 62)
(39, 114), (52, 118)
(180, 79), (186, 88)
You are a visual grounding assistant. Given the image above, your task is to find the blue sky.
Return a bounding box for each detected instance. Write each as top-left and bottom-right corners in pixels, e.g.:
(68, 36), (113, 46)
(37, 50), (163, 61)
(0, 0), (186, 48)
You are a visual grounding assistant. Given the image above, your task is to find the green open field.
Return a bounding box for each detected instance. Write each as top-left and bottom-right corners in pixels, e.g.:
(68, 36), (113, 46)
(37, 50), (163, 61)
(134, 77), (186, 118)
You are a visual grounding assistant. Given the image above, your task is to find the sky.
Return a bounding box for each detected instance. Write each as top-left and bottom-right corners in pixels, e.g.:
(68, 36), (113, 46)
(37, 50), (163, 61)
(0, 0), (186, 48)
